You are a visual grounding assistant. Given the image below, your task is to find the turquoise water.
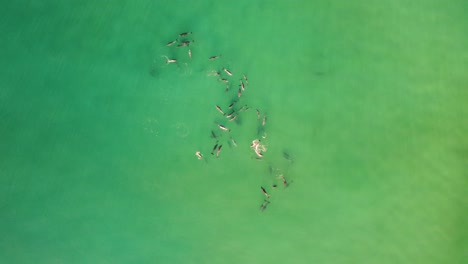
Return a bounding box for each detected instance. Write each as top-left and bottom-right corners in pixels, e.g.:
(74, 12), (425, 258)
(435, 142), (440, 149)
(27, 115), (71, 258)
(1, 1), (467, 263)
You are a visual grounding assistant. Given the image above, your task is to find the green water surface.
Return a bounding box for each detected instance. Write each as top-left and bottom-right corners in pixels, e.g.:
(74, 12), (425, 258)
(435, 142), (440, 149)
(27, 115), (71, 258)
(0, 1), (467, 263)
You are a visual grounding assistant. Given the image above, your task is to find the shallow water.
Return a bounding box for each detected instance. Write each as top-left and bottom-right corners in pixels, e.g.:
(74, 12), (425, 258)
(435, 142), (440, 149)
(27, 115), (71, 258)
(1, 1), (467, 263)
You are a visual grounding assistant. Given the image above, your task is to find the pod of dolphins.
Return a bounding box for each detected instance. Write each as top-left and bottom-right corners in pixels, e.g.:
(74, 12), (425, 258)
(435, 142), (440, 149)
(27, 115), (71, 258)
(161, 31), (294, 212)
